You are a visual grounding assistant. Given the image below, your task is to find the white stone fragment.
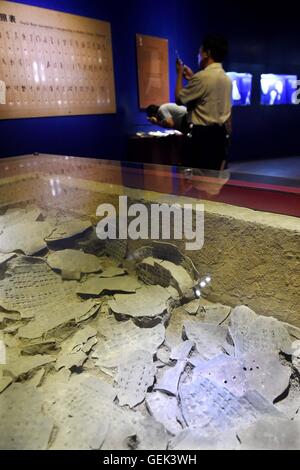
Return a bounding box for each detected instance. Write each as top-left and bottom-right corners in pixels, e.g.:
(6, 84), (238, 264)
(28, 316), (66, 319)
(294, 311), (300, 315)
(44, 378), (112, 450)
(0, 207), (41, 231)
(47, 249), (103, 280)
(193, 354), (248, 397)
(232, 315), (293, 356)
(93, 322), (165, 369)
(5, 354), (55, 379)
(58, 326), (97, 356)
(169, 429), (240, 450)
(238, 417), (300, 450)
(0, 256), (78, 316)
(238, 352), (291, 403)
(0, 253), (15, 266)
(184, 321), (229, 361)
(78, 275), (141, 296)
(56, 351), (87, 371)
(109, 285), (173, 319)
(76, 374), (116, 399)
(45, 218), (92, 242)
(0, 221), (53, 255)
(101, 408), (137, 450)
(203, 304), (232, 324)
(156, 348), (171, 365)
(18, 300), (100, 339)
(179, 377), (281, 434)
(193, 352), (291, 403)
(170, 340), (194, 361)
(229, 305), (258, 339)
(183, 300), (201, 315)
(165, 308), (199, 349)
(155, 361), (186, 396)
(146, 391), (183, 435)
(99, 267), (126, 278)
(0, 384), (54, 450)
(129, 414), (169, 451)
(116, 350), (156, 408)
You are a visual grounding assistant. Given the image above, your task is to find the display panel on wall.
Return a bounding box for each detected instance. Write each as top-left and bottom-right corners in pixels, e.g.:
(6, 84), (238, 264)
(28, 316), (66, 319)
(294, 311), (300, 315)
(136, 34), (170, 109)
(260, 74), (297, 105)
(227, 72), (252, 106)
(0, 1), (116, 119)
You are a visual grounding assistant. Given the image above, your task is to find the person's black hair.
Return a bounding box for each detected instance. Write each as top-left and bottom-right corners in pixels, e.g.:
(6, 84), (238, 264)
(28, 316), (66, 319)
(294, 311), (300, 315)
(146, 104), (160, 117)
(202, 34), (229, 62)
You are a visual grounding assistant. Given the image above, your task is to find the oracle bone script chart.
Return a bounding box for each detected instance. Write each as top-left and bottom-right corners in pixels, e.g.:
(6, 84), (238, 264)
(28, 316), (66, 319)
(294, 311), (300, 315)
(136, 34), (170, 109)
(0, 1), (116, 119)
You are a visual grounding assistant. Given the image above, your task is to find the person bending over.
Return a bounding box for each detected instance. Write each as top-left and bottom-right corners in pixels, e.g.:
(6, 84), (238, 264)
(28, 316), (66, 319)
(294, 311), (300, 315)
(146, 103), (188, 134)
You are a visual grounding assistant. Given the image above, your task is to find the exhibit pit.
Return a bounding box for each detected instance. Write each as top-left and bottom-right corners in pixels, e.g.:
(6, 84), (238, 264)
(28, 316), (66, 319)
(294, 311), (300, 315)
(0, 155), (300, 451)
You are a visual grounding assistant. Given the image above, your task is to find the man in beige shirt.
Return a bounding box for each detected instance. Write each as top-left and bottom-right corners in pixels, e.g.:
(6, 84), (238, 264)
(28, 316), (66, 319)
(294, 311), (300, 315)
(176, 34), (232, 170)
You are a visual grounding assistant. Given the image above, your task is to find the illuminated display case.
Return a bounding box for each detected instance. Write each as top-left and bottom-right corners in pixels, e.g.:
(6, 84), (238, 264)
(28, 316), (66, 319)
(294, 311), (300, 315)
(261, 74), (298, 105)
(227, 72), (253, 106)
(0, 154), (300, 450)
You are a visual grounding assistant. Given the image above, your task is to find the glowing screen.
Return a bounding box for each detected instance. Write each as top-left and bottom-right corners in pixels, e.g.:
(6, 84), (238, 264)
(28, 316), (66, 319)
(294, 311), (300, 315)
(227, 72), (252, 106)
(261, 74), (298, 105)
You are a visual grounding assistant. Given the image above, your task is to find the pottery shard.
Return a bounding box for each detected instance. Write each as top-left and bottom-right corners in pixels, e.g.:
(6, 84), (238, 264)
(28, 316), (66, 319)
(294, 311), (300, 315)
(229, 305), (258, 340)
(170, 340), (194, 361)
(0, 256), (78, 316)
(238, 417), (300, 450)
(184, 321), (229, 361)
(155, 361), (186, 396)
(47, 249), (103, 280)
(0, 207), (41, 231)
(55, 326), (97, 370)
(43, 377), (113, 450)
(116, 350), (156, 408)
(179, 376), (282, 434)
(146, 391), (183, 435)
(194, 352), (291, 403)
(45, 219), (92, 242)
(93, 322), (165, 369)
(137, 257), (194, 295)
(18, 300), (100, 339)
(5, 354), (55, 379)
(169, 428), (240, 450)
(0, 221), (53, 255)
(77, 275), (141, 296)
(0, 253), (15, 266)
(0, 384), (54, 450)
(232, 315), (293, 356)
(108, 285), (173, 319)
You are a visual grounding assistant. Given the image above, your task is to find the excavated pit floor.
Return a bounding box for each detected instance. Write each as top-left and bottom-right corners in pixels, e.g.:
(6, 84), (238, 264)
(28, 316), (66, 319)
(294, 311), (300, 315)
(0, 205), (300, 450)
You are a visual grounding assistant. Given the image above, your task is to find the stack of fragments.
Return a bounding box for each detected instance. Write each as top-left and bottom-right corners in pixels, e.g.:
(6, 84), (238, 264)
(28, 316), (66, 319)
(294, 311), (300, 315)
(0, 206), (300, 450)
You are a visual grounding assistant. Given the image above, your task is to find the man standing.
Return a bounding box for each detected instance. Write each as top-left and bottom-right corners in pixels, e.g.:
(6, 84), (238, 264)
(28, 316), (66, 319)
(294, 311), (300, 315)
(176, 35), (232, 170)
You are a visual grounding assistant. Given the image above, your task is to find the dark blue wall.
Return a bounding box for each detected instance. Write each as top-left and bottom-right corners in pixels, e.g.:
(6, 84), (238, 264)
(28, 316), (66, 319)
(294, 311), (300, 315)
(0, 0), (203, 160)
(1, 0), (300, 162)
